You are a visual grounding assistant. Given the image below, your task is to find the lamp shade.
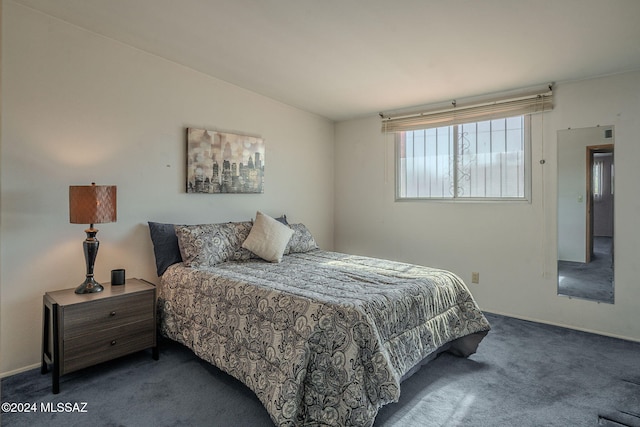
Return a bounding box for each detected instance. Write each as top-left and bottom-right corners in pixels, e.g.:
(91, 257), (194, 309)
(69, 183), (117, 225)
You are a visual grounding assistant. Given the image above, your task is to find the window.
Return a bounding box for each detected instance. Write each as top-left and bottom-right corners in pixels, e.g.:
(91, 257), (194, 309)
(593, 159), (602, 200)
(397, 115), (530, 200)
(385, 85), (551, 200)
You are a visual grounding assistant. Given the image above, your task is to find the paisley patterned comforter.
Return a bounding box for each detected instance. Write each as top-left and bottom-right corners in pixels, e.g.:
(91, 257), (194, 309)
(158, 249), (490, 426)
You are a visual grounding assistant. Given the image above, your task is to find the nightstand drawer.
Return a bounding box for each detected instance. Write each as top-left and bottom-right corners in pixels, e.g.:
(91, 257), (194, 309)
(63, 291), (153, 338)
(63, 319), (155, 374)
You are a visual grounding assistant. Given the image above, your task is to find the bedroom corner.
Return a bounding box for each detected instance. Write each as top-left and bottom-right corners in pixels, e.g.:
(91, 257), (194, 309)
(0, 2), (335, 377)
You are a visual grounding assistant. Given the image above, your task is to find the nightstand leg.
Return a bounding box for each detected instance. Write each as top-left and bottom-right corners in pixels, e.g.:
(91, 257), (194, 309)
(152, 345), (159, 360)
(52, 303), (60, 394)
(41, 301), (49, 374)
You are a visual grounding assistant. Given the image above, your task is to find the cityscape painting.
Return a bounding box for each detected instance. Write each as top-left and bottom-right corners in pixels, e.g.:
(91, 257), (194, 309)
(186, 128), (265, 194)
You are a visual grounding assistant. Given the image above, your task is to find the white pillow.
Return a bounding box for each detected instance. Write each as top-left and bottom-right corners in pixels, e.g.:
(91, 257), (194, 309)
(242, 211), (294, 262)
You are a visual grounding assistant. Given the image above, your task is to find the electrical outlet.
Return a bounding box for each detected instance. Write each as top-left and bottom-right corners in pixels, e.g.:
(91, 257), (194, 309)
(471, 272), (480, 284)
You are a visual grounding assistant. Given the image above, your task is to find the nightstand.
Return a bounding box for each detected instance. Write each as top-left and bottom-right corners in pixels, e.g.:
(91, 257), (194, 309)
(41, 278), (158, 394)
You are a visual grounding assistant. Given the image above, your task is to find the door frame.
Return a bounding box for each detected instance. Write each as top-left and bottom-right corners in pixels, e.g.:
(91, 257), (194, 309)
(585, 144), (614, 263)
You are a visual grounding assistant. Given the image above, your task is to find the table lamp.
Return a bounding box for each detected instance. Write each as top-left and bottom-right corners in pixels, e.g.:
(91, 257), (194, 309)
(69, 183), (117, 294)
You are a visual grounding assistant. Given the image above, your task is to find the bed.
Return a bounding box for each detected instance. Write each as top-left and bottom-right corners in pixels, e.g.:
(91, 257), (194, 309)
(149, 214), (490, 427)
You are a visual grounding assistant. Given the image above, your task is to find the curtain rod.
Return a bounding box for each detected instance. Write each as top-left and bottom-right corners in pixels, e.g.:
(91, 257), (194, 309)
(380, 83), (553, 121)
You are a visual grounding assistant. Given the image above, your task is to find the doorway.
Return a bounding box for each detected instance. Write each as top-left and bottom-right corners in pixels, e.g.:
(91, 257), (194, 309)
(586, 145), (614, 264)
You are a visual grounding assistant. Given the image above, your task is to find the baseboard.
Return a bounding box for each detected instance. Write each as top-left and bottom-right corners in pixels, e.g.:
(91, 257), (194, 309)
(1, 362), (40, 379)
(483, 310), (640, 344)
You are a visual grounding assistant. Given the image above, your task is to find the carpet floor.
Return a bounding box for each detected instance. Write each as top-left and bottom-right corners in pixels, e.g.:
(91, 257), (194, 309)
(558, 236), (614, 303)
(2, 313), (639, 427)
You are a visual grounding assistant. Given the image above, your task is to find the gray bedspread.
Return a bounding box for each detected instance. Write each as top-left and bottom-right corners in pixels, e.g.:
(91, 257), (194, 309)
(158, 249), (490, 426)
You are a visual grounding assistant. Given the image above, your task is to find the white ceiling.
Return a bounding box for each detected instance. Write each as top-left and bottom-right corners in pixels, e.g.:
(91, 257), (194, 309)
(13, 0), (640, 121)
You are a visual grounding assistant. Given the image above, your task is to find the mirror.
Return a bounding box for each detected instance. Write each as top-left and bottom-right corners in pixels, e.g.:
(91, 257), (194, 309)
(557, 126), (614, 303)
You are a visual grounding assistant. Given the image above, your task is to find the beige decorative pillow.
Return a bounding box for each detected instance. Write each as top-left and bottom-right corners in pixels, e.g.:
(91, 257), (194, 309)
(242, 211), (294, 262)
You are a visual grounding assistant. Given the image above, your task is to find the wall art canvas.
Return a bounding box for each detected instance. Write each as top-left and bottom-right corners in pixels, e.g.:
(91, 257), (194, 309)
(187, 128), (265, 194)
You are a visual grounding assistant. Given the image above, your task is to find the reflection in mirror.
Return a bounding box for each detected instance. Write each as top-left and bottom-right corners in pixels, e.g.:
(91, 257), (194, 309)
(557, 126), (614, 303)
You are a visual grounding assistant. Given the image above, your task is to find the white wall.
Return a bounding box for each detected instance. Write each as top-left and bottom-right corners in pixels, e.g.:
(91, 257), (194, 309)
(557, 127), (590, 262)
(0, 3), (335, 375)
(335, 70), (640, 342)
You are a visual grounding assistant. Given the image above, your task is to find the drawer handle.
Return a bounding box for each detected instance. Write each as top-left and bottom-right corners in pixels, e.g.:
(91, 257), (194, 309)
(110, 340), (117, 346)
(109, 311), (116, 317)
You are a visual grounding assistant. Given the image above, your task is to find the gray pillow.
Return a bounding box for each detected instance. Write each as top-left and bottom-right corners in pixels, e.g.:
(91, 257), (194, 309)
(284, 223), (318, 254)
(175, 221), (254, 267)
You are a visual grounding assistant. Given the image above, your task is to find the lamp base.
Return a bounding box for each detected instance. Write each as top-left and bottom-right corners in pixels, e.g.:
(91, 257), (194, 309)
(75, 277), (104, 294)
(75, 227), (103, 294)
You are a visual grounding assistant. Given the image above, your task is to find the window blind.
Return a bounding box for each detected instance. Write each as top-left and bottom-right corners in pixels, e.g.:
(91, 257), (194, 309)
(381, 86), (553, 133)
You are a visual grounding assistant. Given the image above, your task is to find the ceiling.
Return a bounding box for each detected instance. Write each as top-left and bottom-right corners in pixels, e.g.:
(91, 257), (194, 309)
(13, 0), (640, 121)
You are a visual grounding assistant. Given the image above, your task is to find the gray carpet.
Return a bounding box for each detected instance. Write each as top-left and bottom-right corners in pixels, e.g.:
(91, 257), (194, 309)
(558, 236), (614, 303)
(2, 313), (639, 427)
